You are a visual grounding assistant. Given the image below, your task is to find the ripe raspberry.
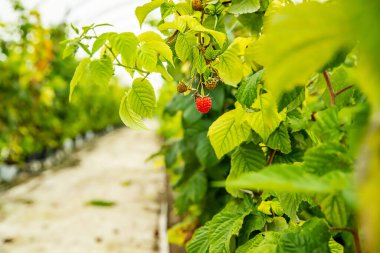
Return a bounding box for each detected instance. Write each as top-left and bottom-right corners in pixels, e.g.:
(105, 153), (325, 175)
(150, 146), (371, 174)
(177, 82), (188, 93)
(205, 80), (217, 90)
(195, 96), (212, 114)
(192, 0), (203, 11)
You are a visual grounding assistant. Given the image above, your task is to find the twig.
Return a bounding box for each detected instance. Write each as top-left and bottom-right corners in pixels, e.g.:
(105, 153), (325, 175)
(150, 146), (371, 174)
(323, 70), (335, 105)
(142, 72), (150, 81)
(114, 63), (149, 74)
(167, 30), (179, 45)
(330, 227), (361, 253)
(335, 85), (354, 97)
(106, 45), (149, 74)
(267, 149), (277, 165)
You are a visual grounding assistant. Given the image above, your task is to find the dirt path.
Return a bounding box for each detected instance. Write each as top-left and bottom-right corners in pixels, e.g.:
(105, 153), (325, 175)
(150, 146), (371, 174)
(0, 125), (165, 253)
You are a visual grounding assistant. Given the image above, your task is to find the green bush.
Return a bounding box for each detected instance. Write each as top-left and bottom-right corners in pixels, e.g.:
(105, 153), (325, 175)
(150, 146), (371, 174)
(0, 6), (123, 164)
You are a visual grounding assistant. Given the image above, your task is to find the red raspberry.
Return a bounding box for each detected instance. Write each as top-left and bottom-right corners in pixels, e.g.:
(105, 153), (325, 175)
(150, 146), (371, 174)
(195, 96), (212, 114)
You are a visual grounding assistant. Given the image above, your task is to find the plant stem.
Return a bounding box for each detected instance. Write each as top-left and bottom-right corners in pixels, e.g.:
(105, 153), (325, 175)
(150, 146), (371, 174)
(335, 85), (354, 96)
(330, 227), (362, 253)
(142, 72), (150, 81)
(323, 70), (335, 105)
(114, 63), (149, 74)
(167, 30), (178, 45)
(268, 149), (277, 165)
(106, 45), (149, 74)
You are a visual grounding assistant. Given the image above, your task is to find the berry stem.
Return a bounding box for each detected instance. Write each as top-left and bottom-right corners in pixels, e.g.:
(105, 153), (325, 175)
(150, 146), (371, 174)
(335, 85), (354, 96)
(323, 70), (336, 106)
(267, 149), (277, 165)
(330, 227), (361, 253)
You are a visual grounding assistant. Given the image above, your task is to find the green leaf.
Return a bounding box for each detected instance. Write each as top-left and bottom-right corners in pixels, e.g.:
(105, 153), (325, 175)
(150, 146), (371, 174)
(329, 238), (344, 253)
(227, 164), (351, 193)
(119, 91), (147, 130)
(278, 218), (331, 253)
(196, 132), (219, 167)
(258, 200), (272, 215)
(175, 171), (208, 212)
(308, 108), (343, 143)
(245, 92), (286, 142)
(138, 31), (164, 42)
(70, 23), (79, 34)
(156, 61), (173, 81)
(303, 143), (352, 176)
(228, 0), (260, 15)
(175, 2), (193, 16)
(236, 70), (263, 108)
(92, 32), (110, 54)
(258, 200), (284, 216)
(208, 109), (252, 159)
(278, 87), (305, 112)
(253, 2), (353, 99)
(144, 41), (174, 66)
(351, 1), (380, 109)
(187, 225), (209, 253)
(238, 13), (263, 36)
(63, 43), (78, 59)
(319, 193), (348, 227)
(277, 192), (311, 221)
(128, 78), (156, 118)
(267, 217), (288, 232)
(214, 42), (244, 86)
(236, 232), (280, 253)
(109, 32), (139, 63)
(175, 32), (197, 62)
(238, 213), (266, 244)
(192, 47), (207, 74)
(135, 0), (165, 27)
(204, 45), (220, 61)
(69, 58), (90, 102)
(89, 57), (114, 86)
(174, 15), (226, 47)
(226, 143), (266, 197)
(267, 123), (291, 154)
(161, 2), (175, 20)
(137, 44), (157, 71)
(208, 203), (251, 253)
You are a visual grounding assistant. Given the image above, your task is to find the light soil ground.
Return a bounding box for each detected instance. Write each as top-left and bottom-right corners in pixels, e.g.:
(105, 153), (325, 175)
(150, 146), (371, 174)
(0, 126), (164, 253)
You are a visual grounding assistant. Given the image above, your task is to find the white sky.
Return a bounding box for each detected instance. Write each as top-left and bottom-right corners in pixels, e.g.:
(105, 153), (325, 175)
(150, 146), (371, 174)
(0, 0), (163, 89)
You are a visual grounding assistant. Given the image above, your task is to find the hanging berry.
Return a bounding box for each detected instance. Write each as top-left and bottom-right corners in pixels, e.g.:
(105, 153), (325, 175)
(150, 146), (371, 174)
(177, 81), (188, 93)
(205, 79), (217, 90)
(195, 96), (212, 114)
(192, 0), (203, 11)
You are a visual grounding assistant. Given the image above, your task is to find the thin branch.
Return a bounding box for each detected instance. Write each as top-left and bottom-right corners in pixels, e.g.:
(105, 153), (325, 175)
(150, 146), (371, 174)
(106, 45), (149, 74)
(142, 72), (150, 81)
(335, 85), (354, 96)
(323, 70), (335, 105)
(167, 30), (179, 45)
(114, 63), (149, 74)
(267, 149), (277, 165)
(330, 227), (361, 253)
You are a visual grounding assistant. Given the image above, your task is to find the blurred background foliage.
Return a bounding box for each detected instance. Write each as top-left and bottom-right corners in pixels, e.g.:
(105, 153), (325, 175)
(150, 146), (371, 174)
(0, 2), (124, 165)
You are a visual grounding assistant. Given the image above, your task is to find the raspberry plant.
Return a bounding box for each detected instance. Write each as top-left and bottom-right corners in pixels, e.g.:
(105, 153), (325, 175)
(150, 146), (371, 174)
(65, 0), (380, 252)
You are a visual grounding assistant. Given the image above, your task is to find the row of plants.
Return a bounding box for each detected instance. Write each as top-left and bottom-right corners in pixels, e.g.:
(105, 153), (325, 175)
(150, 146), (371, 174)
(0, 2), (124, 165)
(65, 0), (380, 252)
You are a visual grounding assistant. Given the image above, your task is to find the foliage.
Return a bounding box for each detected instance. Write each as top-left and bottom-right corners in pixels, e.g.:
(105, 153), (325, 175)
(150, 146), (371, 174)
(0, 5), (123, 165)
(66, 0), (380, 252)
